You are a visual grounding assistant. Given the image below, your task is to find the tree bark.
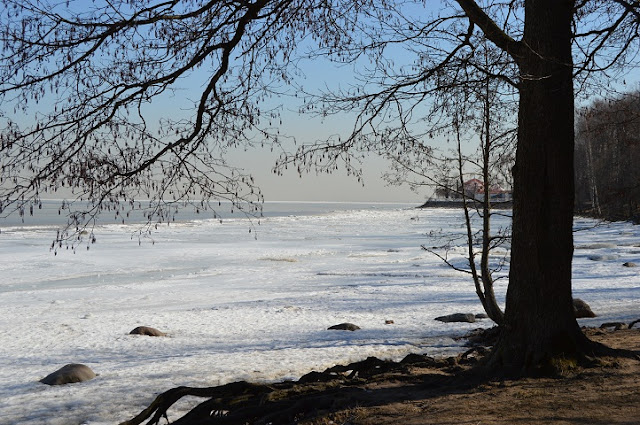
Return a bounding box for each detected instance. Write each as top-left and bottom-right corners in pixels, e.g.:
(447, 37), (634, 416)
(489, 0), (594, 374)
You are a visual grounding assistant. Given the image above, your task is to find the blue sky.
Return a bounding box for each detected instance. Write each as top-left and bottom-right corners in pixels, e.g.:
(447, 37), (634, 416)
(5, 0), (639, 204)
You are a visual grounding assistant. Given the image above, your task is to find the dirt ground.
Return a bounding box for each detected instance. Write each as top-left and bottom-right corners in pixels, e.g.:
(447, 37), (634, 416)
(123, 328), (640, 425)
(306, 328), (640, 425)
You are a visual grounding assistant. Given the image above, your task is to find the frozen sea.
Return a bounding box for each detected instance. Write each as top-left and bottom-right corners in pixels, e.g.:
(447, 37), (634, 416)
(0, 202), (639, 425)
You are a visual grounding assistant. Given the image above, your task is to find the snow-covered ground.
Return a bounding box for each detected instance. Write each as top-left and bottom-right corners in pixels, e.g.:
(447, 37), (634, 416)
(0, 204), (638, 425)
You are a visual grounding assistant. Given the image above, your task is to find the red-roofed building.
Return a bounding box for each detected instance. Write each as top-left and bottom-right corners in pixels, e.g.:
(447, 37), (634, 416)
(463, 178), (484, 198)
(434, 178), (511, 201)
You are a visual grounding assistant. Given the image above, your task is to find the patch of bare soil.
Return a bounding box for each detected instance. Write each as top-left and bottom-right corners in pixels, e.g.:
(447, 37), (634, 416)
(122, 328), (640, 425)
(309, 328), (640, 425)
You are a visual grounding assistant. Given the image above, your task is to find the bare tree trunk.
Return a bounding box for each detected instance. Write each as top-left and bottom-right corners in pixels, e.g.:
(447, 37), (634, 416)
(455, 122), (487, 313)
(489, 0), (595, 374)
(451, 65), (506, 325)
(479, 79), (504, 324)
(584, 116), (602, 215)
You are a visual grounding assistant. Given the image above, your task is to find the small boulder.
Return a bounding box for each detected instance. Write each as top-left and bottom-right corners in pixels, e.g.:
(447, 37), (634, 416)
(623, 262), (637, 267)
(573, 298), (596, 318)
(328, 323), (360, 331)
(475, 313), (489, 320)
(400, 353), (438, 366)
(588, 254), (618, 261)
(129, 326), (167, 337)
(385, 319), (394, 325)
(40, 364), (96, 386)
(435, 313), (476, 323)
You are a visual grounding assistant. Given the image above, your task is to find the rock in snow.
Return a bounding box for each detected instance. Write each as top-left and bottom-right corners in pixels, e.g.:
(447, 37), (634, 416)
(573, 298), (597, 318)
(434, 313), (476, 323)
(588, 254), (619, 261)
(129, 326), (167, 337)
(328, 323), (361, 331)
(40, 364), (96, 386)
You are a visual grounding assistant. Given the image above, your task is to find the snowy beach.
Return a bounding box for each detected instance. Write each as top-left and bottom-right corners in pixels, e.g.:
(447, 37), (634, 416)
(0, 203), (638, 425)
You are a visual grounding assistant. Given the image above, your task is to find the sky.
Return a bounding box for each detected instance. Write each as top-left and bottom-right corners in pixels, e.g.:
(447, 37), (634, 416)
(226, 145), (423, 203)
(222, 76), (431, 203)
(4, 0), (639, 205)
(218, 10), (451, 204)
(161, 57), (430, 203)
(0, 0), (436, 204)
(133, 1), (423, 204)
(218, 33), (438, 203)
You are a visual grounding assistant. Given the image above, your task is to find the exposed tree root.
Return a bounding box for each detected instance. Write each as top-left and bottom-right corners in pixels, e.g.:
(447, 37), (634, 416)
(119, 382), (275, 425)
(119, 352), (483, 425)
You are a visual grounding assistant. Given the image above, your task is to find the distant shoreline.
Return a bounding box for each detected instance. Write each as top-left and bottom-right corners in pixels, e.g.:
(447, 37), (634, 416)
(417, 199), (513, 209)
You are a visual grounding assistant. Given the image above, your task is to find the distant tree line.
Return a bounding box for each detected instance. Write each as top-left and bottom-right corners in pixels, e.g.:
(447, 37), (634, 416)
(575, 89), (640, 222)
